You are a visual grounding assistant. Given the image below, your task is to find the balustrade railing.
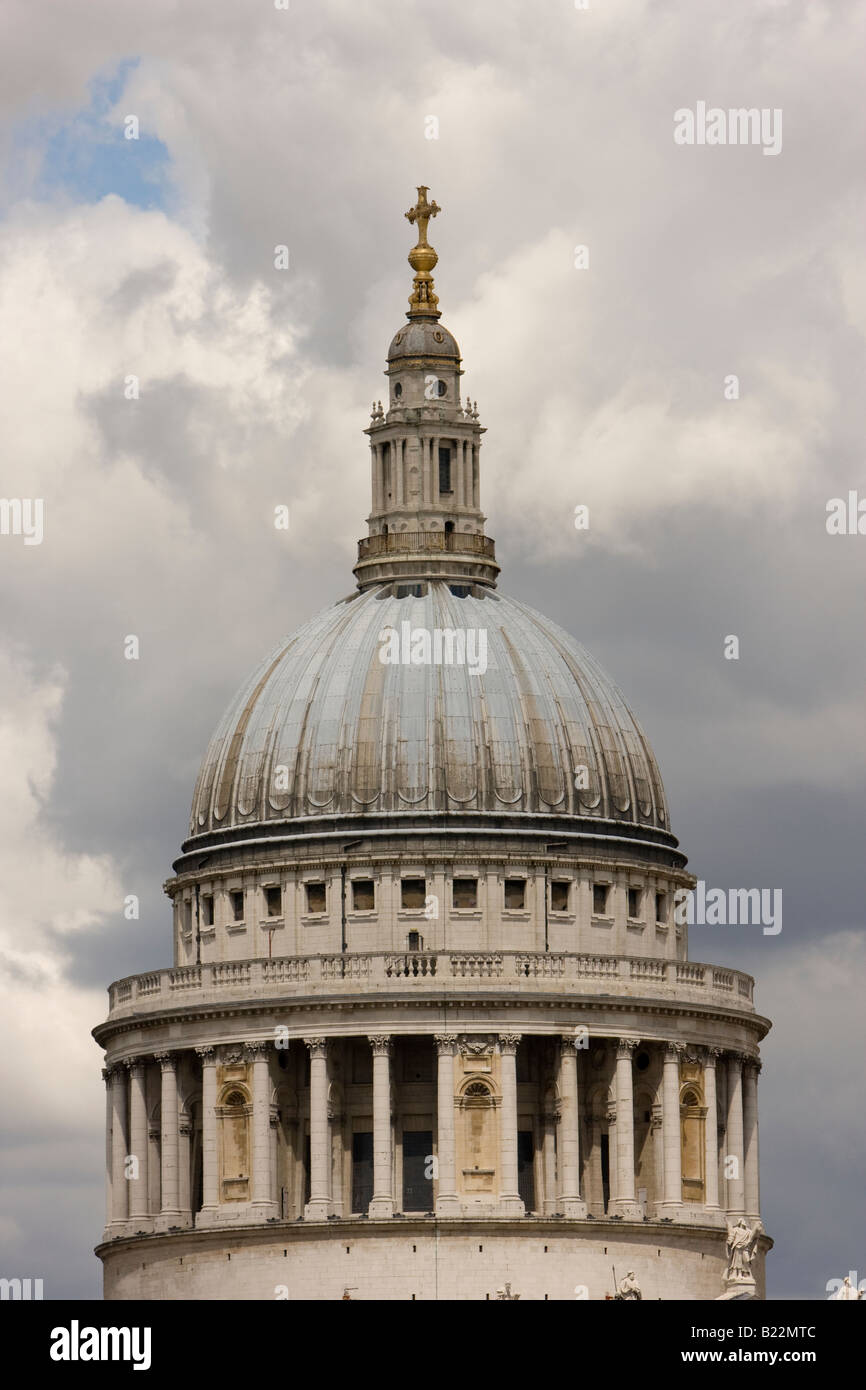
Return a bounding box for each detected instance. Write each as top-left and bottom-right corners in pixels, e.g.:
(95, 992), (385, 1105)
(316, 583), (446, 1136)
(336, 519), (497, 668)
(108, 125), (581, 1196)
(107, 950), (754, 1013)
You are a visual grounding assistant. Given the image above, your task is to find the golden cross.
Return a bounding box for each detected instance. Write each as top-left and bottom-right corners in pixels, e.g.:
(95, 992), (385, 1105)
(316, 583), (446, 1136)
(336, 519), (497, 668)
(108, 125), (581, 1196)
(405, 186), (440, 246)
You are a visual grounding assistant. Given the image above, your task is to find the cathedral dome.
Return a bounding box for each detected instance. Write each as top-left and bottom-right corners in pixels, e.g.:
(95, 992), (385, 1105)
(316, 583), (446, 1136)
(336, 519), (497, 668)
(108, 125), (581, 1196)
(187, 582), (671, 842)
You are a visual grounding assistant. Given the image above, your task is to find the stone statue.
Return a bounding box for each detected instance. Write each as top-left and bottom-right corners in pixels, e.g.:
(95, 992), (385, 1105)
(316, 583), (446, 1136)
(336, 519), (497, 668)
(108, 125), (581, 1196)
(835, 1276), (862, 1301)
(725, 1218), (757, 1280)
(618, 1271), (642, 1301)
(495, 1282), (520, 1300)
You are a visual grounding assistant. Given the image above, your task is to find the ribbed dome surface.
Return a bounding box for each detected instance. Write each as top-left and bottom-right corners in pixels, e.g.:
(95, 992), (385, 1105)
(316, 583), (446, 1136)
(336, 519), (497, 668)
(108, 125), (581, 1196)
(387, 320), (460, 360)
(188, 584), (670, 839)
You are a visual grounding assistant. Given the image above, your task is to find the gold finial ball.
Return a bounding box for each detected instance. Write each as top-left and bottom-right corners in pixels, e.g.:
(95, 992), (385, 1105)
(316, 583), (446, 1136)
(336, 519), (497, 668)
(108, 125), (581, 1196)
(409, 244), (438, 275)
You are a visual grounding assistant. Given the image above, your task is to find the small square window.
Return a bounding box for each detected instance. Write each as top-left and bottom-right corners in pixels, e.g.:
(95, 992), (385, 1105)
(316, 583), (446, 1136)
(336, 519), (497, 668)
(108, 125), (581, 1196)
(201, 893), (214, 927)
(504, 878), (526, 910)
(453, 877), (478, 909)
(628, 887), (642, 920)
(266, 886), (283, 918)
(352, 879), (375, 911)
(305, 882), (326, 915)
(592, 883), (609, 916)
(551, 880), (570, 913)
(401, 878), (426, 910)
(229, 890), (244, 922)
(655, 892), (667, 924)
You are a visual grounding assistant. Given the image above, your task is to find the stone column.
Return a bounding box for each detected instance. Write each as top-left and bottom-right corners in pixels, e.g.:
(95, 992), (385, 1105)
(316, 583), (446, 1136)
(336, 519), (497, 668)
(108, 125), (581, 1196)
(726, 1053), (746, 1214)
(422, 437), (431, 505)
(196, 1046), (219, 1220)
(304, 1037), (331, 1220)
(660, 1042), (683, 1214)
(178, 1118), (192, 1223)
(498, 1035), (524, 1214)
(434, 1035), (460, 1215)
(155, 1053), (181, 1226)
(543, 1108), (559, 1215)
(368, 1035), (394, 1218)
(102, 1068), (113, 1230)
(558, 1038), (587, 1217)
(395, 439), (404, 507)
(743, 1058), (761, 1224)
(248, 1042), (277, 1216)
(606, 1102), (618, 1209)
(612, 1039), (642, 1219)
(125, 1058), (149, 1223)
(704, 1048), (721, 1212)
(108, 1065), (128, 1227)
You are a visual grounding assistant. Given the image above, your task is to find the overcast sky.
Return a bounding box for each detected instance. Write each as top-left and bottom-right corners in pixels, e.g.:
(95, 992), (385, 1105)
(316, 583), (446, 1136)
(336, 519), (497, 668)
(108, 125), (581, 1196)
(0, 0), (863, 1300)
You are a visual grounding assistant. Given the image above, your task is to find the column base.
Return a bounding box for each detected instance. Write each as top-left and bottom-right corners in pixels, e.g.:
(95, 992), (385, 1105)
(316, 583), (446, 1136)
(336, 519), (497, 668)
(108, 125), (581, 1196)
(154, 1211), (184, 1233)
(367, 1197), (394, 1219)
(657, 1202), (683, 1219)
(610, 1200), (643, 1221)
(560, 1197), (588, 1219)
(125, 1214), (154, 1233)
(434, 1194), (461, 1216)
(252, 1201), (280, 1221)
(497, 1195), (526, 1216)
(304, 1199), (331, 1221)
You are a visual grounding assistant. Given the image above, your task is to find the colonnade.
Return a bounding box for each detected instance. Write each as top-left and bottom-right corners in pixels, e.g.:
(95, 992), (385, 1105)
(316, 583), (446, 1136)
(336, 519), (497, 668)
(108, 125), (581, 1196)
(103, 1036), (761, 1232)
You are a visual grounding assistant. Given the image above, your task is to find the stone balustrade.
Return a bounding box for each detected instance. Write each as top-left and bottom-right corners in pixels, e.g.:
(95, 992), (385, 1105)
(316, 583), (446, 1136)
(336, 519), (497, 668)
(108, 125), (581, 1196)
(106, 950), (755, 1017)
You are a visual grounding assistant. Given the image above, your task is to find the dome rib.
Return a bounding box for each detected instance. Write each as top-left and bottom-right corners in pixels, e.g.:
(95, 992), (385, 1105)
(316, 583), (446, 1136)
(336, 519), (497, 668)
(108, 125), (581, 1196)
(188, 585), (672, 839)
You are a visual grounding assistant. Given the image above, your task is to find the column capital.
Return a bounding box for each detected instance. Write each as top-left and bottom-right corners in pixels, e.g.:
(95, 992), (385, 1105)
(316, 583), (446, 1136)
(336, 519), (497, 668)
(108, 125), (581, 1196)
(123, 1056), (146, 1077)
(244, 1040), (269, 1060)
(367, 1035), (393, 1057)
(606, 1102), (617, 1126)
(705, 1046), (724, 1066)
(195, 1045), (216, 1063)
(102, 1065), (119, 1084)
(663, 1041), (685, 1063)
(559, 1036), (582, 1058)
(154, 1051), (177, 1071)
(727, 1050), (747, 1069)
(178, 1120), (193, 1138)
(616, 1038), (639, 1060)
(304, 1036), (328, 1059)
(434, 1033), (458, 1055)
(498, 1033), (522, 1055)
(743, 1056), (762, 1077)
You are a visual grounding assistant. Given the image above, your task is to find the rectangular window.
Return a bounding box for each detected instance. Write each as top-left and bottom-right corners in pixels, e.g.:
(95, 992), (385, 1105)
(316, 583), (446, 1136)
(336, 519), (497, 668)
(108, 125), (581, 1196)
(452, 877), (478, 909)
(265, 885), (282, 918)
(229, 890), (244, 922)
(438, 447), (452, 494)
(305, 882), (326, 915)
(655, 891), (667, 924)
(550, 880), (570, 913)
(351, 879), (375, 911)
(183, 900), (192, 934)
(201, 893), (214, 927)
(517, 1130), (535, 1211)
(402, 1130), (434, 1212)
(504, 878), (526, 910)
(351, 1132), (374, 1214)
(593, 883), (609, 916)
(628, 887), (642, 920)
(401, 878), (426, 910)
